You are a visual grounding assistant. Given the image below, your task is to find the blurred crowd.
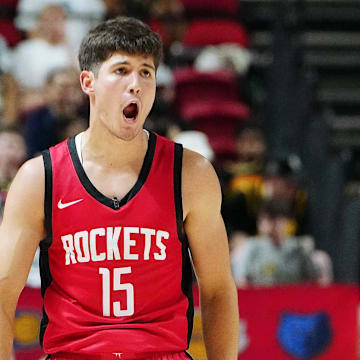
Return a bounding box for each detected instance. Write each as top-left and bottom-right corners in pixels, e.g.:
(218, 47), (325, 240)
(0, 0), (333, 290)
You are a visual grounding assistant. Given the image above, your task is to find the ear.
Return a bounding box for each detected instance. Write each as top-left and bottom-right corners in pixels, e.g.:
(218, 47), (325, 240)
(80, 70), (95, 96)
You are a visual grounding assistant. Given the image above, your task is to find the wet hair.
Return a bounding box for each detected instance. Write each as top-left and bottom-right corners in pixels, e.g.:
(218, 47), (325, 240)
(78, 16), (163, 74)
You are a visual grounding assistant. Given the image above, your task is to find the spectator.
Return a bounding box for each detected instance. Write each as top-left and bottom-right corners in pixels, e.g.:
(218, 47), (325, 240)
(222, 124), (268, 234)
(262, 156), (308, 234)
(15, 0), (105, 52)
(23, 67), (88, 158)
(226, 123), (267, 178)
(223, 129), (308, 236)
(231, 199), (317, 286)
(10, 4), (75, 110)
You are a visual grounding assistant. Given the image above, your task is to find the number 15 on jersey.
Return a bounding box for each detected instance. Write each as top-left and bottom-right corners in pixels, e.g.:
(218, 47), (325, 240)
(99, 267), (135, 317)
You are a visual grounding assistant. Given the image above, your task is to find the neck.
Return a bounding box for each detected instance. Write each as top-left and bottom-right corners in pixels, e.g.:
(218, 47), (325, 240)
(81, 125), (148, 169)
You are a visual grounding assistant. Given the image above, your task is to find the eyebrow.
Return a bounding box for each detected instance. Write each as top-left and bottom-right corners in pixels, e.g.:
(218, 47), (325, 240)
(111, 60), (156, 71)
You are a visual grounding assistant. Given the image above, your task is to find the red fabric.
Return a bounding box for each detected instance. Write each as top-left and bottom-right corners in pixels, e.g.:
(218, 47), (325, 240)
(1, 0), (19, 5)
(149, 19), (169, 47)
(14, 286), (44, 360)
(182, 100), (250, 121)
(193, 284), (359, 359)
(182, 20), (249, 47)
(181, 100), (250, 161)
(0, 0), (21, 47)
(43, 134), (191, 356)
(51, 351), (191, 359)
(174, 67), (239, 114)
(180, 0), (238, 14)
(0, 20), (22, 47)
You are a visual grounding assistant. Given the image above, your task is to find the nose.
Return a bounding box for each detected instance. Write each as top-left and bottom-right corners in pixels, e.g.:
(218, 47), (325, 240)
(127, 72), (141, 95)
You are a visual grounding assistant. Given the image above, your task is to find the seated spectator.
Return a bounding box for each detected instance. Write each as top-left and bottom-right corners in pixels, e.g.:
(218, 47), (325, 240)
(222, 124), (268, 234)
(23, 67), (88, 159)
(226, 123), (267, 177)
(231, 199), (317, 286)
(262, 156), (308, 234)
(10, 4), (75, 111)
(223, 131), (308, 236)
(15, 0), (105, 52)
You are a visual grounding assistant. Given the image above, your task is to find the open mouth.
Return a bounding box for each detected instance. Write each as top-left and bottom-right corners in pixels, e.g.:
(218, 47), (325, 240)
(123, 102), (139, 122)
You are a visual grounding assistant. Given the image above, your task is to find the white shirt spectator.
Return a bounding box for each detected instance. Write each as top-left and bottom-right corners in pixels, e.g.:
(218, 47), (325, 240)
(15, 0), (105, 52)
(10, 38), (72, 89)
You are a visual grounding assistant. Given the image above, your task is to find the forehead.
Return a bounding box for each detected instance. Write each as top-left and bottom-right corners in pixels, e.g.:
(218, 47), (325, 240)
(102, 51), (155, 68)
(40, 6), (66, 20)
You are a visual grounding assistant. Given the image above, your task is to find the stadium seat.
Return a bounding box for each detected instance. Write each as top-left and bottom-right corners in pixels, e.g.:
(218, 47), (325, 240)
(180, 0), (239, 17)
(182, 100), (250, 161)
(174, 67), (240, 116)
(182, 19), (249, 48)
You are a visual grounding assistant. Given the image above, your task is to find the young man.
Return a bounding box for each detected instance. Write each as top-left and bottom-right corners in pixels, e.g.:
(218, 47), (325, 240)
(243, 200), (316, 286)
(0, 17), (239, 359)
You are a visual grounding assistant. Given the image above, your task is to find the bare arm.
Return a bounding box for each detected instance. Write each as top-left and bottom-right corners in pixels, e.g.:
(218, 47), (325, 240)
(183, 150), (239, 360)
(0, 157), (45, 359)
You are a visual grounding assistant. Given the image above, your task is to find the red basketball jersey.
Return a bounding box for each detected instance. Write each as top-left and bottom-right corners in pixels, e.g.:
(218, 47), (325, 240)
(39, 132), (194, 359)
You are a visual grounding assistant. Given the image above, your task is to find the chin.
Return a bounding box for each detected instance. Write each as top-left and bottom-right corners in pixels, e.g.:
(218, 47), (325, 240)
(113, 126), (142, 142)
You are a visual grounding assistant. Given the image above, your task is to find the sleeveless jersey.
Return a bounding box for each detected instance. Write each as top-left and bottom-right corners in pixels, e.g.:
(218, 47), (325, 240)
(40, 132), (194, 359)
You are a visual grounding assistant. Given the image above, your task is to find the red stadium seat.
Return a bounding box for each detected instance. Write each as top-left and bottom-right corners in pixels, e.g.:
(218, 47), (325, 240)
(174, 67), (239, 116)
(0, 0), (22, 47)
(180, 0), (239, 16)
(0, 20), (22, 47)
(182, 100), (250, 161)
(182, 19), (250, 48)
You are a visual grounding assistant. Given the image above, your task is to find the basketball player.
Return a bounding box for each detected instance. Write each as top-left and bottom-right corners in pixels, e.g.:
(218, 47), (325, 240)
(0, 17), (239, 359)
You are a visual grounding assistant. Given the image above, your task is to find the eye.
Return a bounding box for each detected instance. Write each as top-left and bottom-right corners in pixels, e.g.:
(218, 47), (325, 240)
(141, 69), (152, 78)
(115, 67), (127, 75)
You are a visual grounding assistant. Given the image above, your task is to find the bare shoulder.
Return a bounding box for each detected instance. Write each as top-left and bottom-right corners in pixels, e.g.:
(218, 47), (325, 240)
(17, 155), (44, 181)
(182, 148), (222, 218)
(8, 155), (44, 198)
(2, 155), (45, 227)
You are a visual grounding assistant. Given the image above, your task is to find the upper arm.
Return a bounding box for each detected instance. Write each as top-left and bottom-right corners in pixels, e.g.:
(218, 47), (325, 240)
(0, 156), (45, 306)
(182, 149), (234, 295)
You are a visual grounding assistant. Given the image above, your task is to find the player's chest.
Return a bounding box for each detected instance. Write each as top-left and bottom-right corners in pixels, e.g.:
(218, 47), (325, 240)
(83, 166), (142, 201)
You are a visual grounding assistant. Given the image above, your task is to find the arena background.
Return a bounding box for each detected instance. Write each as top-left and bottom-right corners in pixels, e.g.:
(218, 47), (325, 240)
(1, 0), (360, 359)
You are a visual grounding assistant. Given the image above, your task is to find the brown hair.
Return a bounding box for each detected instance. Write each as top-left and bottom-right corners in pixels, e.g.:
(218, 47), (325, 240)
(78, 16), (163, 74)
